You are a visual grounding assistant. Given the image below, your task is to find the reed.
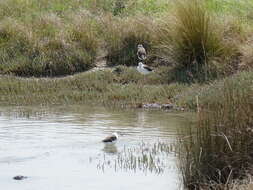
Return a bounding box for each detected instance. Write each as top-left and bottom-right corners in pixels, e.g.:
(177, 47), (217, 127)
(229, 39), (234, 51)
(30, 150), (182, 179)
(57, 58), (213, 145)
(95, 141), (176, 174)
(177, 71), (253, 189)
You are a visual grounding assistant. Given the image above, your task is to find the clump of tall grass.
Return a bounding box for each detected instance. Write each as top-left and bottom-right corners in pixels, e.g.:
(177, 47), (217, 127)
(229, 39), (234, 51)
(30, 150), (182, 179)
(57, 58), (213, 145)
(0, 18), (35, 75)
(157, 0), (238, 82)
(0, 13), (98, 77)
(102, 15), (155, 66)
(177, 71), (253, 189)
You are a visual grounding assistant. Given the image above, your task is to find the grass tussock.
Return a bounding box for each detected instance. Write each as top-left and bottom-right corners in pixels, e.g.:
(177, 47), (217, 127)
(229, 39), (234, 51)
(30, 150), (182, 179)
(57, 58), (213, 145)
(156, 0), (240, 82)
(178, 71), (253, 189)
(0, 13), (98, 77)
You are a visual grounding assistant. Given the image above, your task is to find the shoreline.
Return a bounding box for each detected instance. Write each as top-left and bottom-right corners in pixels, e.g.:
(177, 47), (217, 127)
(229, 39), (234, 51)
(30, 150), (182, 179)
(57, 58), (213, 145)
(0, 68), (251, 111)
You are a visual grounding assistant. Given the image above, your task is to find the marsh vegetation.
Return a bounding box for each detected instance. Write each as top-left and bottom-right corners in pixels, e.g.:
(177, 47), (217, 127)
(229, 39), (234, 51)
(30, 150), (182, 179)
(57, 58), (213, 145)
(0, 0), (252, 189)
(96, 142), (176, 174)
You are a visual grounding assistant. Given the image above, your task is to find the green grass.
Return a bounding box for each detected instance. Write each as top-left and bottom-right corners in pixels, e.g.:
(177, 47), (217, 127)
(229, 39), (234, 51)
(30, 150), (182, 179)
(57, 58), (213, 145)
(177, 70), (253, 189)
(0, 1), (252, 188)
(175, 70), (253, 110)
(0, 13), (99, 77)
(0, 0), (251, 79)
(0, 68), (187, 107)
(155, 0), (242, 83)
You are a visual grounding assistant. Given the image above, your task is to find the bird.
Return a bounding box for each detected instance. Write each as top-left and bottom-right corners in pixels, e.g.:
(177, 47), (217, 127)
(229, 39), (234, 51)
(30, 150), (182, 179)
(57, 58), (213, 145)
(102, 132), (119, 143)
(13, 175), (28, 180)
(137, 62), (153, 75)
(137, 44), (147, 61)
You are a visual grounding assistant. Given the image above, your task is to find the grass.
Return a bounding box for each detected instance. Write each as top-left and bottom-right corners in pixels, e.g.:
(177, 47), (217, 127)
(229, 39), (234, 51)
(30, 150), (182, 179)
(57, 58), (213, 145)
(177, 71), (253, 189)
(155, 0), (242, 83)
(102, 15), (155, 66)
(0, 0), (252, 188)
(0, 0), (250, 79)
(95, 141), (176, 174)
(0, 13), (99, 77)
(0, 68), (188, 107)
(174, 70), (253, 110)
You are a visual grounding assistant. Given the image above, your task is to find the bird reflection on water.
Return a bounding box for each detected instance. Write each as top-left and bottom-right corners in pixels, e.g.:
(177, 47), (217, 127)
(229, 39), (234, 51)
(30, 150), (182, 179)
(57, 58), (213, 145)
(102, 144), (118, 155)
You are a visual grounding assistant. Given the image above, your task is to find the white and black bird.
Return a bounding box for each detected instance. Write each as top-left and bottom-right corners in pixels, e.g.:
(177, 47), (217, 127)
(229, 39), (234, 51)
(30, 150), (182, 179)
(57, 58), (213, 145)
(137, 44), (147, 61)
(137, 62), (153, 75)
(102, 132), (119, 143)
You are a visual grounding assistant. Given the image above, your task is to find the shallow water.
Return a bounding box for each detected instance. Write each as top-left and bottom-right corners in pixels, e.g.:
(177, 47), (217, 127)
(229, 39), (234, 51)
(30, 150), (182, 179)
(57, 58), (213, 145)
(0, 106), (191, 190)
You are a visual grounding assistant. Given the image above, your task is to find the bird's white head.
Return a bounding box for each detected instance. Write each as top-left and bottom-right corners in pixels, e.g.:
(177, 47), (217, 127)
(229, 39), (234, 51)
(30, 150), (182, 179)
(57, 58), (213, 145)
(138, 62), (143, 67)
(137, 44), (143, 49)
(113, 132), (119, 139)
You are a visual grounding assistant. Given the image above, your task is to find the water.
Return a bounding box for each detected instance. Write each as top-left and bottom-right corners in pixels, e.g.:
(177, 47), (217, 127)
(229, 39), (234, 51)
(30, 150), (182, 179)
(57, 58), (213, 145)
(0, 106), (191, 190)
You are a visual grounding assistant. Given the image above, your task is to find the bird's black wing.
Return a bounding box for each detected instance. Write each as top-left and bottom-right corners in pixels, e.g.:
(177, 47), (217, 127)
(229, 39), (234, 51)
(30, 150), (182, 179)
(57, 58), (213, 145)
(102, 135), (117, 142)
(143, 66), (153, 71)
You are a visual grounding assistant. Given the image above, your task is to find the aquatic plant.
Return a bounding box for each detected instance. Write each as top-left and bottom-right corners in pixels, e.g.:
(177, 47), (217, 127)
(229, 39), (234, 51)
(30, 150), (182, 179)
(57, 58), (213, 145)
(96, 141), (177, 174)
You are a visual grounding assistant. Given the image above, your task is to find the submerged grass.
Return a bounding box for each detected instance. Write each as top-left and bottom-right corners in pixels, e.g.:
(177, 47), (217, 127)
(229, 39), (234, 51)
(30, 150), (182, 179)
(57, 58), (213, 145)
(95, 141), (176, 174)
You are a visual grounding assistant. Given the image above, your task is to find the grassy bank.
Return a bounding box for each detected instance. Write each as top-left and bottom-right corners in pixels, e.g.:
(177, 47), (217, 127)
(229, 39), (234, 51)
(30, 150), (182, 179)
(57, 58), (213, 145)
(0, 0), (251, 78)
(0, 67), (186, 107)
(0, 0), (252, 189)
(0, 68), (251, 109)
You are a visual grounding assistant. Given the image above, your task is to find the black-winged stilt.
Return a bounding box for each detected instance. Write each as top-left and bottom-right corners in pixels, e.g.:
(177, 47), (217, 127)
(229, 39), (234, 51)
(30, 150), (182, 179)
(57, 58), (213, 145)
(137, 62), (153, 75)
(102, 132), (119, 143)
